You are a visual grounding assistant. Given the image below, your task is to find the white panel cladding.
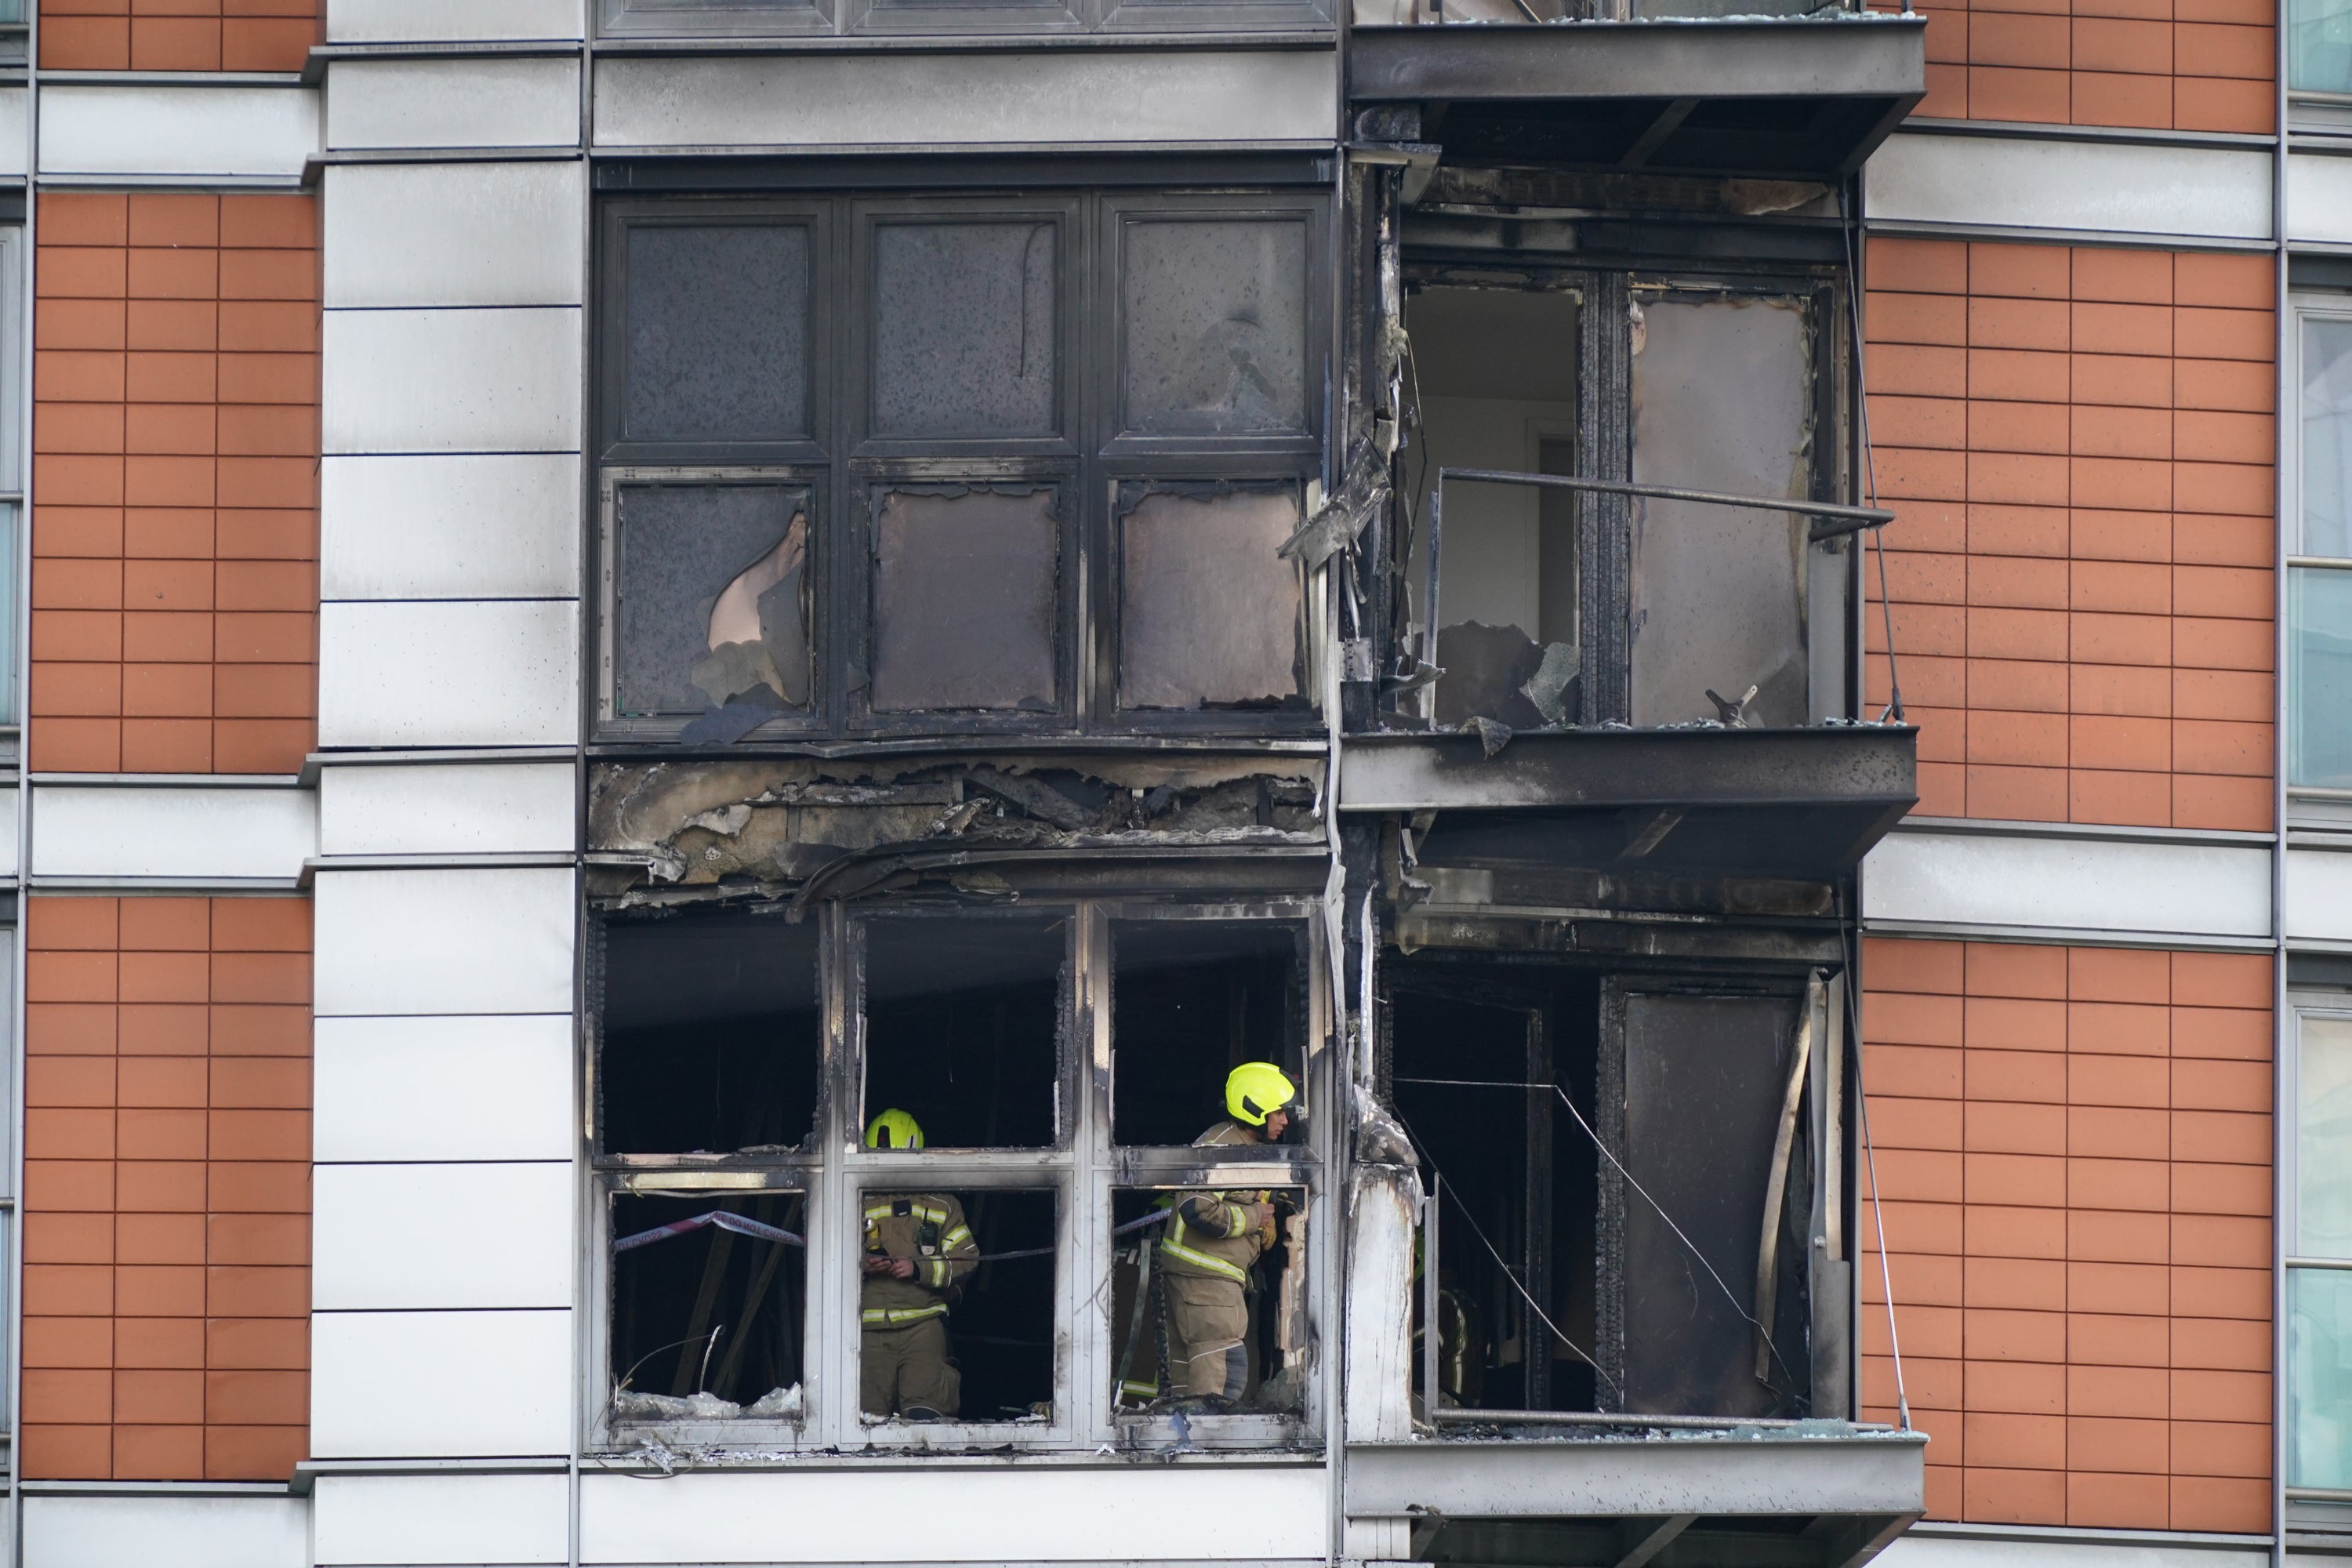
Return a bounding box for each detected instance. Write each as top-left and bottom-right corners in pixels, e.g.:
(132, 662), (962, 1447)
(581, 1465), (1329, 1563)
(324, 308), (582, 456)
(2290, 152), (2352, 245)
(316, 1162), (572, 1308)
(320, 761), (576, 856)
(2288, 844), (2352, 942)
(328, 0), (585, 42)
(317, 600), (579, 749)
(0, 87), (27, 178)
(594, 49), (1338, 149)
(314, 866), (575, 1016)
(41, 85), (319, 181)
(322, 453), (581, 601)
(1865, 130), (2273, 241)
(326, 57), (580, 151)
(326, 162), (585, 309)
(316, 1014), (575, 1163)
(314, 1472), (570, 1566)
(1882, 1532), (2270, 1568)
(30, 785), (314, 882)
(1864, 826), (2272, 940)
(313, 1308), (572, 1457)
(24, 1494), (309, 1568)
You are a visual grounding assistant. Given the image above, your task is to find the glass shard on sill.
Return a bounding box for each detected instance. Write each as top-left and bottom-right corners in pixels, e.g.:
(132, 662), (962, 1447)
(614, 481), (812, 721)
(1434, 621), (1578, 732)
(1122, 219), (1308, 436)
(1628, 294), (1812, 730)
(1120, 488), (1305, 713)
(873, 223), (1056, 438)
(624, 223), (809, 443)
(871, 487), (1058, 714)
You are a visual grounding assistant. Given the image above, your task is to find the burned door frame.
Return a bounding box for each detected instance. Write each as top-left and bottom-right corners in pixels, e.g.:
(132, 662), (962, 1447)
(1595, 968), (1844, 1420)
(590, 182), (1332, 746)
(1377, 243), (1856, 731)
(586, 879), (1338, 1455)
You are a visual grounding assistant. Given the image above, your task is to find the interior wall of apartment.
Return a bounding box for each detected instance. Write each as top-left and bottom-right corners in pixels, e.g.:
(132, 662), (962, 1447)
(1860, 934), (2273, 1531)
(1864, 238), (2277, 830)
(20, 895), (314, 1482)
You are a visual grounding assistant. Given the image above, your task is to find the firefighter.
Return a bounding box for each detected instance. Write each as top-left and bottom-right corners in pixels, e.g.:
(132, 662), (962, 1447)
(859, 1109), (978, 1421)
(1156, 1062), (1298, 1409)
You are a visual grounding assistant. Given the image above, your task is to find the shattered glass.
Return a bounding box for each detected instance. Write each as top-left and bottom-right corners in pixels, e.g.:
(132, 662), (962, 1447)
(873, 223), (1057, 438)
(624, 224), (809, 443)
(615, 482), (811, 718)
(1629, 294), (1812, 729)
(1119, 488), (1305, 712)
(1122, 219), (1308, 436)
(871, 488), (1058, 713)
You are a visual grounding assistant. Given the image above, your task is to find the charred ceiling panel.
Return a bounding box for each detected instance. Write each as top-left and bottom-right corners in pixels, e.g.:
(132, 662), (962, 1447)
(869, 486), (1059, 713)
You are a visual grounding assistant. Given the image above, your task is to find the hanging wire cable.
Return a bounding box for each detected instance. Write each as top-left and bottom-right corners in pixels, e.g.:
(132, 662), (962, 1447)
(1838, 183), (1906, 724)
(1391, 1105), (1618, 1397)
(1841, 921), (1912, 1430)
(1394, 1076), (1796, 1389)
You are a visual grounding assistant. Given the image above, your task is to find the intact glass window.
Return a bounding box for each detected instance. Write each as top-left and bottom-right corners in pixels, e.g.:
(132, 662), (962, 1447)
(2295, 0), (2352, 93)
(599, 191), (1323, 742)
(2295, 1013), (2352, 1488)
(2296, 314), (2352, 789)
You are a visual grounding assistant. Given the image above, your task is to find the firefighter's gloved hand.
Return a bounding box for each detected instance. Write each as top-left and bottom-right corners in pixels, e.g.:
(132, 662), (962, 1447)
(1243, 1201), (1277, 1247)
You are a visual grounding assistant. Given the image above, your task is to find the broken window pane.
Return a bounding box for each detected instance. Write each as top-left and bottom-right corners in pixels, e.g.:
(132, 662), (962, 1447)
(1406, 286), (1583, 728)
(1617, 990), (1806, 1418)
(601, 910), (821, 1155)
(1122, 218), (1308, 436)
(870, 487), (1058, 714)
(613, 481), (812, 719)
(1112, 1185), (1308, 1413)
(859, 1188), (1056, 1425)
(1111, 919), (1305, 1148)
(1629, 293), (1812, 729)
(624, 223), (810, 443)
(1119, 487), (1305, 713)
(862, 913), (1065, 1149)
(611, 1190), (807, 1419)
(1390, 961), (1599, 1413)
(873, 223), (1056, 438)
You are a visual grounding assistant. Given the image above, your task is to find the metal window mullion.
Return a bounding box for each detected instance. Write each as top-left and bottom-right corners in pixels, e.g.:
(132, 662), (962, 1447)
(815, 897), (855, 1449)
(1074, 901), (1113, 1446)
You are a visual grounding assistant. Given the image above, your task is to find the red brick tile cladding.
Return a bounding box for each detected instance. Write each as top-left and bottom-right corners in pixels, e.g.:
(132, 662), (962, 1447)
(31, 193), (320, 776)
(1864, 238), (2276, 830)
(1859, 938), (2273, 1531)
(1871, 0), (2274, 132)
(39, 1), (319, 73)
(20, 896), (312, 1482)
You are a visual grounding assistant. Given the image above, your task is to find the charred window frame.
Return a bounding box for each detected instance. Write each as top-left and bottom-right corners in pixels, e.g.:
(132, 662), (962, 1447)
(596, 189), (1327, 745)
(590, 896), (1330, 1453)
(1387, 263), (1854, 731)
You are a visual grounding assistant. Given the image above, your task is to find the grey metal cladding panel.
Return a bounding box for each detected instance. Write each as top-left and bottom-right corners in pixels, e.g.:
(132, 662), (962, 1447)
(593, 50), (1339, 148)
(1345, 1434), (1928, 1519)
(1347, 18), (1926, 101)
(1335, 727), (1918, 812)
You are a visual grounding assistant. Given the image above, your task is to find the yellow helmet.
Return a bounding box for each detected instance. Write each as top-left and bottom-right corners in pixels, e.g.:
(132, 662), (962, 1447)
(1225, 1062), (1297, 1127)
(865, 1108), (925, 1149)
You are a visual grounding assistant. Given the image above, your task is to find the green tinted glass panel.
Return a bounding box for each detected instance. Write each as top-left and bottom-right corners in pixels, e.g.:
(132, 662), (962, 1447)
(2295, 0), (2352, 93)
(2293, 1269), (2352, 1489)
(2292, 568), (2352, 788)
(2307, 1017), (2352, 1257)
(2310, 319), (2352, 557)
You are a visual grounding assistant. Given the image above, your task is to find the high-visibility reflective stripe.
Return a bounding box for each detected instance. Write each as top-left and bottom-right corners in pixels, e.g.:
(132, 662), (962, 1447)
(942, 1226), (973, 1250)
(861, 1303), (948, 1326)
(1120, 1380), (1159, 1398)
(1160, 1236), (1247, 1282)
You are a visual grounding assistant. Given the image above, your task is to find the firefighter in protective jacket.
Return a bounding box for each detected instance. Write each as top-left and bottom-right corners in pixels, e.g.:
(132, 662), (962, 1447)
(1156, 1062), (1297, 1406)
(859, 1109), (978, 1421)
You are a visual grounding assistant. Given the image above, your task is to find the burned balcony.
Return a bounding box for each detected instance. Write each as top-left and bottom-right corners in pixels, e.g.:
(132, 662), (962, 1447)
(1348, 13), (1926, 181)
